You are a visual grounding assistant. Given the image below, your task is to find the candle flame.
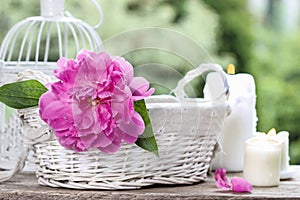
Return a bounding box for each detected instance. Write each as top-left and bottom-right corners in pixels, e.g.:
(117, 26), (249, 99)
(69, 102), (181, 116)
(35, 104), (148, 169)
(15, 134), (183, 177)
(227, 64), (235, 74)
(267, 128), (277, 136)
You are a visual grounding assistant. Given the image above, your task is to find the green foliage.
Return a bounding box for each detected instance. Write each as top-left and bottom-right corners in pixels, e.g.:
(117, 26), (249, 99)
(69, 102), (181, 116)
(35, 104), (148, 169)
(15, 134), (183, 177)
(202, 0), (254, 72)
(0, 80), (47, 109)
(249, 30), (300, 164)
(134, 99), (158, 156)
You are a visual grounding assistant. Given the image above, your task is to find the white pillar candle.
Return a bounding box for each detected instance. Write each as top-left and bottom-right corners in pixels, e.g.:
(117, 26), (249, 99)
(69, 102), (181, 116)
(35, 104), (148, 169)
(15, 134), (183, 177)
(243, 136), (282, 187)
(205, 64), (257, 172)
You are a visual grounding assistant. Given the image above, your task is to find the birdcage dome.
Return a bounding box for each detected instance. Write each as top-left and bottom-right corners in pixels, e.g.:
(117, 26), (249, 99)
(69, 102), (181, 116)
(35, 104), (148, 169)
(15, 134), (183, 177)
(0, 0), (104, 83)
(0, 0), (104, 172)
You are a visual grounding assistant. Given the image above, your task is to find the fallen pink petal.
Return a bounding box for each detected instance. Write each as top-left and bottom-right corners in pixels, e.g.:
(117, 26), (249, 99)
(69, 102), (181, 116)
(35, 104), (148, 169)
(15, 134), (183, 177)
(214, 168), (252, 193)
(214, 168), (231, 190)
(231, 177), (252, 193)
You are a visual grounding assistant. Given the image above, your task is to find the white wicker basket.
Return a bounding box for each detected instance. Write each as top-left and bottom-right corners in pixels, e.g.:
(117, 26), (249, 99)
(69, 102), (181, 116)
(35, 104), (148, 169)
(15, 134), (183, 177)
(15, 63), (229, 190)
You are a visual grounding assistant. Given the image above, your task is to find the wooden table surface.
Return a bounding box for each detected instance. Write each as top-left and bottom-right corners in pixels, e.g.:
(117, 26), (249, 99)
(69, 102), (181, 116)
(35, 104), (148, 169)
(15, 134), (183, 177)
(0, 166), (299, 200)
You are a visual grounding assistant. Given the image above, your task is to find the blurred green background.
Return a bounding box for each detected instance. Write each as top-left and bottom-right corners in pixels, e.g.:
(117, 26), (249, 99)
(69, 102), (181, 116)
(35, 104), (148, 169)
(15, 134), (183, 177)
(1, 0), (300, 163)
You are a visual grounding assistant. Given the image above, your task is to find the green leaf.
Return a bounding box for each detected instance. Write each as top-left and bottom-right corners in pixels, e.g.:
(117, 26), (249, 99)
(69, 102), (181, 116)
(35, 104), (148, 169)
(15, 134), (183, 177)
(134, 99), (159, 156)
(0, 80), (48, 109)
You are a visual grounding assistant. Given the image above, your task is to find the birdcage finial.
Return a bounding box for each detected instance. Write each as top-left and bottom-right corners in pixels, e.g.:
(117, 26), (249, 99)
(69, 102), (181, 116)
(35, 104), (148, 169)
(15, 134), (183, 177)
(40, 0), (65, 17)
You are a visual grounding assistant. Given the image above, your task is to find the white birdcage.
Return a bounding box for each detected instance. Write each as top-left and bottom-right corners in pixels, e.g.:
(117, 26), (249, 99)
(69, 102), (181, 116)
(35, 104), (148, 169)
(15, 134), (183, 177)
(0, 0), (104, 172)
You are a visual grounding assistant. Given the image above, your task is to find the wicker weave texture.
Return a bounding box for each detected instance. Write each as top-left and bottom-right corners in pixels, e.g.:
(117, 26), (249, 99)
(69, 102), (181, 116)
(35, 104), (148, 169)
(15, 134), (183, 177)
(34, 97), (228, 189)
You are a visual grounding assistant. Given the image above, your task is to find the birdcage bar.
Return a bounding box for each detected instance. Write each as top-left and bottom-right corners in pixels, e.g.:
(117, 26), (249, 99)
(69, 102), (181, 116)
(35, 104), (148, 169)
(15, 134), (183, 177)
(1, 19), (103, 65)
(26, 22), (39, 63)
(0, 0), (104, 172)
(43, 22), (52, 63)
(19, 21), (38, 63)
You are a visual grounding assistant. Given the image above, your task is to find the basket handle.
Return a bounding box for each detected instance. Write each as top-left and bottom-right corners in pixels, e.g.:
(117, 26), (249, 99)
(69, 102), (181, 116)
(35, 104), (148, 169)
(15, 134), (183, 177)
(174, 63), (229, 100)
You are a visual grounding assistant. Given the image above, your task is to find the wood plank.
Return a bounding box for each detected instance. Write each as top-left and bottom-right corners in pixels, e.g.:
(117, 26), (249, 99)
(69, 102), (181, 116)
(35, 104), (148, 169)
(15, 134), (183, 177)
(0, 166), (299, 199)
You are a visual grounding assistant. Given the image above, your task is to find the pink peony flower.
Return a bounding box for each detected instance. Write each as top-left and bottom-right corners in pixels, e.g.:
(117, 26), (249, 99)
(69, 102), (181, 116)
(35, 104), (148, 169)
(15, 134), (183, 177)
(214, 168), (252, 193)
(39, 49), (154, 153)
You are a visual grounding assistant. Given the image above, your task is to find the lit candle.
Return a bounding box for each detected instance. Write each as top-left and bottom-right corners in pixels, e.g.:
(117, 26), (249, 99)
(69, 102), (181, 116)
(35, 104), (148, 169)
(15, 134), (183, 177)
(243, 136), (282, 187)
(257, 128), (290, 174)
(205, 64), (257, 172)
(276, 131), (289, 172)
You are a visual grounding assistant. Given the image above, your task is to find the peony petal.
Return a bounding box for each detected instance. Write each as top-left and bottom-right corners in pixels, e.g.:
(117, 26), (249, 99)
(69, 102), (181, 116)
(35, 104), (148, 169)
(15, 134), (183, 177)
(48, 118), (70, 131)
(39, 91), (59, 114)
(97, 133), (121, 154)
(57, 135), (86, 152)
(80, 132), (113, 149)
(55, 58), (78, 84)
(40, 101), (70, 120)
(91, 132), (114, 148)
(117, 127), (139, 144)
(98, 141), (121, 154)
(231, 177), (252, 193)
(75, 107), (95, 130)
(77, 133), (97, 149)
(75, 50), (112, 88)
(118, 111), (145, 139)
(74, 140), (87, 152)
(112, 86), (133, 123)
(129, 77), (155, 100)
(214, 168), (231, 190)
(115, 56), (134, 83)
